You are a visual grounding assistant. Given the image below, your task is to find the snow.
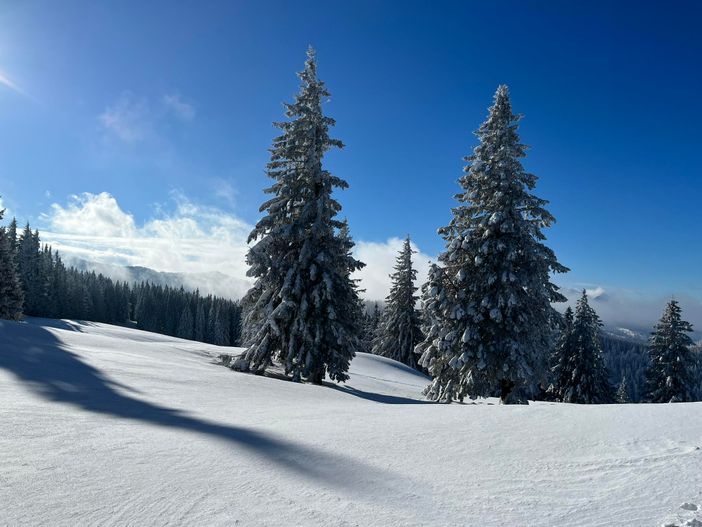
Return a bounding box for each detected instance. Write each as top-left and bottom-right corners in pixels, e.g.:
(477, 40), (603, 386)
(2, 318), (701, 526)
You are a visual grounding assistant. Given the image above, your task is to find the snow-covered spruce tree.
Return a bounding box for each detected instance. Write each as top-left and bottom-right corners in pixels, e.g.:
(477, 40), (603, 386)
(415, 85), (568, 403)
(616, 375), (631, 403)
(372, 236), (424, 368)
(644, 299), (697, 403)
(557, 291), (614, 404)
(415, 263), (464, 401)
(548, 306), (575, 401)
(233, 48), (364, 384)
(0, 208), (24, 320)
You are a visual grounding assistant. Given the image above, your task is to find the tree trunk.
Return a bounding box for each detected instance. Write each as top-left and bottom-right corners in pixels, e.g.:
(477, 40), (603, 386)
(307, 367), (324, 385)
(500, 379), (515, 404)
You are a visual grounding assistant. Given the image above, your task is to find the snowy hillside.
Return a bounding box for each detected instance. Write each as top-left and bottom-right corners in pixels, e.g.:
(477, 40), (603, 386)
(1, 319), (701, 527)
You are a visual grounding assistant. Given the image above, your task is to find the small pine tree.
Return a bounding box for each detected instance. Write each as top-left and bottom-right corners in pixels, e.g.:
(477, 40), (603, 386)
(371, 237), (424, 368)
(414, 85), (568, 403)
(616, 376), (631, 403)
(234, 48), (363, 384)
(0, 208), (24, 320)
(645, 299), (697, 403)
(555, 291), (614, 404)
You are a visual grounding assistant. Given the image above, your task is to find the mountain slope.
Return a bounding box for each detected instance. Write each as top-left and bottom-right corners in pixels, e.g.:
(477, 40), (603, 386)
(1, 319), (701, 526)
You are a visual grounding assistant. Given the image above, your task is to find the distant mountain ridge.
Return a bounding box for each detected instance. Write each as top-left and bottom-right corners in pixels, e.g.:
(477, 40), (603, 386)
(65, 257), (251, 300)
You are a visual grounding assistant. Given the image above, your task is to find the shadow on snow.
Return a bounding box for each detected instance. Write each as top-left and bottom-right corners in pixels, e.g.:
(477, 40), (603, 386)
(0, 320), (408, 494)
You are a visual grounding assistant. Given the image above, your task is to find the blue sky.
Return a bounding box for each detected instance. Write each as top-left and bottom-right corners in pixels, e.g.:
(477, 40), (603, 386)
(0, 1), (700, 320)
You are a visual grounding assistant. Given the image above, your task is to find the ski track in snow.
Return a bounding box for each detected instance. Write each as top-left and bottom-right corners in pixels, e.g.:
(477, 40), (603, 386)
(1, 318), (701, 526)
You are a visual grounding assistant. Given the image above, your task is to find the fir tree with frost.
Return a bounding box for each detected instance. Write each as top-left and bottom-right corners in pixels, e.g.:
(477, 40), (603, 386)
(616, 376), (631, 403)
(548, 306), (575, 401)
(645, 299), (697, 403)
(0, 207), (24, 320)
(415, 263), (463, 401)
(372, 237), (424, 368)
(233, 47), (364, 384)
(556, 291), (613, 404)
(415, 85), (568, 403)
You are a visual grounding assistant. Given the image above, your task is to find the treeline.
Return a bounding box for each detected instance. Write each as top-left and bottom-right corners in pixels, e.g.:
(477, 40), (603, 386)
(0, 211), (242, 346)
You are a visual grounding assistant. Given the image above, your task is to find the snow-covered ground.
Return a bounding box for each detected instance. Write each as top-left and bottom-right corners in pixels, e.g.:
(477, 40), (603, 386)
(1, 318), (701, 527)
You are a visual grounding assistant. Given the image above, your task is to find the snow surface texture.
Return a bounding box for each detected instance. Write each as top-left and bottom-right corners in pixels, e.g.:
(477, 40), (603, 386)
(1, 318), (701, 527)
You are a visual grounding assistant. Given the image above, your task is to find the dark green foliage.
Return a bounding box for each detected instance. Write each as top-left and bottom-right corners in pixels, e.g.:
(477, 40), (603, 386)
(416, 86), (568, 403)
(0, 209), (24, 320)
(234, 48), (364, 384)
(645, 299), (698, 403)
(600, 335), (649, 402)
(549, 291), (614, 404)
(372, 237), (424, 369)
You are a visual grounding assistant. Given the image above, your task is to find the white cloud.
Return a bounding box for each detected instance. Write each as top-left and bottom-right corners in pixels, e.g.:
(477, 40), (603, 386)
(162, 94), (195, 121)
(99, 92), (196, 144)
(40, 192), (253, 296)
(47, 192), (137, 237)
(99, 92), (151, 143)
(212, 179), (239, 207)
(353, 237), (434, 301)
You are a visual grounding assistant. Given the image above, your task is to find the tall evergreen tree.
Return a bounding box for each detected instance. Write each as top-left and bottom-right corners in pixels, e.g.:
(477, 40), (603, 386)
(0, 208), (24, 320)
(553, 291), (613, 404)
(415, 85), (568, 403)
(17, 225), (47, 315)
(234, 48), (364, 384)
(645, 299), (697, 403)
(372, 237), (424, 368)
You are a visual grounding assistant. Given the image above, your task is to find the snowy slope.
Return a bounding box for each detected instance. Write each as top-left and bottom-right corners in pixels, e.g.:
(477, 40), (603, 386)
(1, 319), (701, 527)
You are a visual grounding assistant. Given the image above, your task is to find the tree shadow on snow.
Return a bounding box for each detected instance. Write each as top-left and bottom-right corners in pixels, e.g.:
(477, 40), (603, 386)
(0, 321), (406, 493)
(327, 383), (433, 405)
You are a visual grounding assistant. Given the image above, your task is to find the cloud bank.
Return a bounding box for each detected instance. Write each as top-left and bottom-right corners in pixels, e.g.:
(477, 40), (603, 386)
(40, 192), (253, 297)
(37, 192), (435, 302)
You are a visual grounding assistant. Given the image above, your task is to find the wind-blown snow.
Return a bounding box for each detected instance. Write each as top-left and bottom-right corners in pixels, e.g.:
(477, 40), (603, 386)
(1, 319), (701, 526)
